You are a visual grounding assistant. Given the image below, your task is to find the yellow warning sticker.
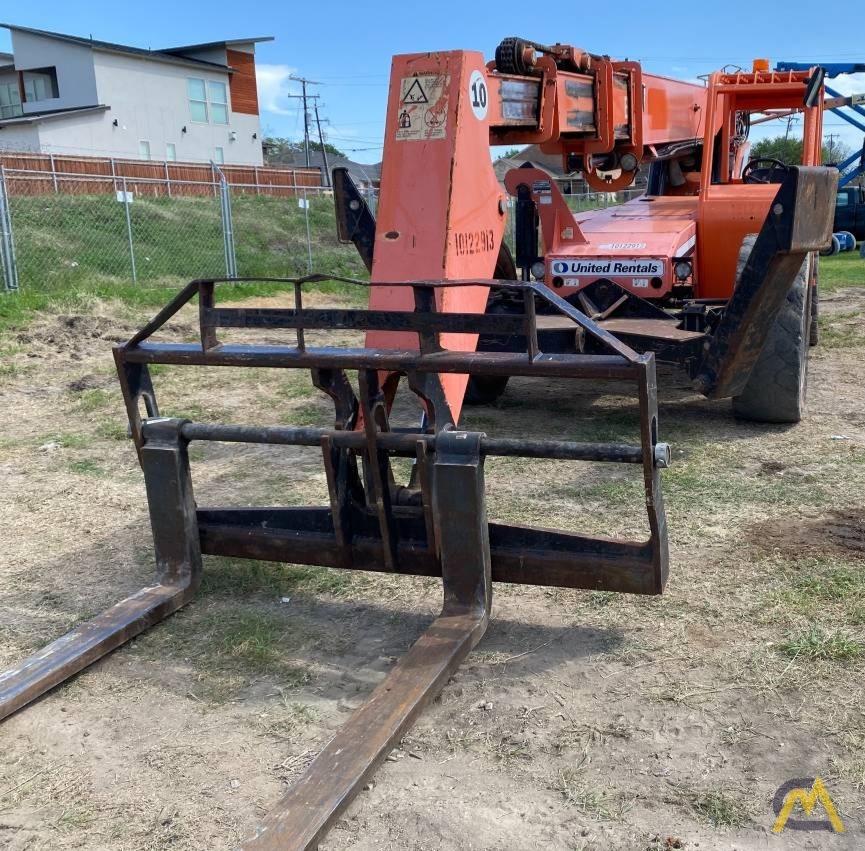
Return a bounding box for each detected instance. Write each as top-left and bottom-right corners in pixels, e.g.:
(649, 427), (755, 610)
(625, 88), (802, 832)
(395, 74), (450, 142)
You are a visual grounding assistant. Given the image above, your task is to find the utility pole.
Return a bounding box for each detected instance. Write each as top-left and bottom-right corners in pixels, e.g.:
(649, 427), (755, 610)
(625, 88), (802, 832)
(313, 101), (331, 187)
(288, 76), (320, 168)
(825, 132), (838, 163)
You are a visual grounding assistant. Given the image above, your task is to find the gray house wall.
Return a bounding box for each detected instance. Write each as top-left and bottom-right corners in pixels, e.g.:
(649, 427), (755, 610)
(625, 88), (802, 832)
(0, 29), (264, 165)
(12, 30), (98, 114)
(92, 51), (261, 164)
(0, 122), (39, 151)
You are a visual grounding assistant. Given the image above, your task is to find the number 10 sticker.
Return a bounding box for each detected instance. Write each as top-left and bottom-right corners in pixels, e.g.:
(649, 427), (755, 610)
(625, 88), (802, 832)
(468, 69), (488, 121)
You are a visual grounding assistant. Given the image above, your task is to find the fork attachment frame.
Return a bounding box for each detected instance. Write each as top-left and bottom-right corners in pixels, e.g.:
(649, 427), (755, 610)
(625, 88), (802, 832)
(0, 275), (669, 850)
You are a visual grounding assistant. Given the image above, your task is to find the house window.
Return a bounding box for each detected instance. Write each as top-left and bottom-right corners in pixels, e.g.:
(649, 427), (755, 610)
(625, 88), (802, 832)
(187, 78), (208, 123)
(139, 140), (151, 160)
(214, 146), (225, 165)
(188, 77), (230, 125)
(166, 143), (177, 162)
(22, 67), (58, 102)
(0, 81), (22, 118)
(208, 81), (228, 124)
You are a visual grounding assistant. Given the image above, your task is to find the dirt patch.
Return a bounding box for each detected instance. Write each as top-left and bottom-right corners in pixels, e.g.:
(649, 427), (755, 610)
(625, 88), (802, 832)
(2, 289), (865, 850)
(749, 508), (865, 559)
(16, 313), (134, 348)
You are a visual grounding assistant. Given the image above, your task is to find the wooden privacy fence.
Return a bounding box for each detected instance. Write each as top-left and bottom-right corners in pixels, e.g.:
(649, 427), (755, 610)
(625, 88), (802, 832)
(0, 152), (324, 198)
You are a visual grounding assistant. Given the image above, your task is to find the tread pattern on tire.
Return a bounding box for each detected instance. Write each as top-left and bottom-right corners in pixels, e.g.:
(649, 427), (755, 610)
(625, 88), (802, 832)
(731, 235), (810, 424)
(465, 244), (518, 406)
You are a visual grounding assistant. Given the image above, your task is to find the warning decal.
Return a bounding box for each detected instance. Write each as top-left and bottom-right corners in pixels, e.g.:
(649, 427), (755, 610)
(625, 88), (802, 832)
(395, 74), (449, 142)
(402, 79), (429, 104)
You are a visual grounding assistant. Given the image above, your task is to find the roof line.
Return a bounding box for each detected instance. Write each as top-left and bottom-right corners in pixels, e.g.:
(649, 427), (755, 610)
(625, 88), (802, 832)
(0, 23), (250, 72)
(0, 104), (109, 127)
(162, 36), (274, 53)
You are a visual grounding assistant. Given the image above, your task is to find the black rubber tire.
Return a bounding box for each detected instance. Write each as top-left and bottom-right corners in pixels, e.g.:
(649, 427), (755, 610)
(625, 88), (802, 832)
(464, 244), (518, 406)
(809, 258), (820, 347)
(819, 234), (841, 257)
(464, 375), (511, 405)
(732, 235), (810, 424)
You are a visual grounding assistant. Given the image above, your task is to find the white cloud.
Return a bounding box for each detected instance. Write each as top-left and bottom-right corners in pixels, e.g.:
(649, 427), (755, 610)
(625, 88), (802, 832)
(255, 63), (297, 116)
(826, 72), (865, 97)
(822, 72), (865, 157)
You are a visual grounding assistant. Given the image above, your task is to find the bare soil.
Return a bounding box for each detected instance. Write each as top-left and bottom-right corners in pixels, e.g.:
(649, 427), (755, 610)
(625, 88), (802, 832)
(1, 287), (864, 850)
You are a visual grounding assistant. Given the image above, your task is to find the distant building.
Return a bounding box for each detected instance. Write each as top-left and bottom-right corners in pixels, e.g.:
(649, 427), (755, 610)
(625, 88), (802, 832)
(308, 151), (381, 190)
(265, 147), (382, 190)
(0, 24), (271, 165)
(493, 145), (589, 194)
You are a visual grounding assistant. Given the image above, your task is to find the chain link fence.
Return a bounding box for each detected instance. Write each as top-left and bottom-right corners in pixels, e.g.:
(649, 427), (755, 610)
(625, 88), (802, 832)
(0, 167), (645, 295)
(0, 166), (233, 292)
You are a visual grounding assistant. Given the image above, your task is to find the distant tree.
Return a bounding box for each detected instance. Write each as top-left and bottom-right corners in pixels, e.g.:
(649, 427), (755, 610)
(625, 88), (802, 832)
(501, 147), (524, 159)
(750, 134), (851, 166)
(263, 137), (348, 165)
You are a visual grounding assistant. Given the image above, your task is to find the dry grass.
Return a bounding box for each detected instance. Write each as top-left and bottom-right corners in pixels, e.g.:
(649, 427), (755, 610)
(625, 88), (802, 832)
(1, 280), (865, 848)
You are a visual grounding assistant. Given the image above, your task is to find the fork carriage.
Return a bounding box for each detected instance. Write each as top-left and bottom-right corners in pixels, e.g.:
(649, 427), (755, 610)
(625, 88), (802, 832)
(0, 274), (670, 849)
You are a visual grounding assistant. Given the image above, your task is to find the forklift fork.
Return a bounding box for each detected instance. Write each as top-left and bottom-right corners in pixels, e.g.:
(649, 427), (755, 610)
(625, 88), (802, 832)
(0, 276), (670, 850)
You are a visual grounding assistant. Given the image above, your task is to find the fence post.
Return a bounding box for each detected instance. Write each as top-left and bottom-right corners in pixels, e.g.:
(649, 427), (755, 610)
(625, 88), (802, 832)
(122, 177), (137, 284)
(164, 161), (171, 198)
(302, 184), (312, 274)
(0, 167), (20, 292)
(49, 153), (58, 194)
(214, 164), (237, 279)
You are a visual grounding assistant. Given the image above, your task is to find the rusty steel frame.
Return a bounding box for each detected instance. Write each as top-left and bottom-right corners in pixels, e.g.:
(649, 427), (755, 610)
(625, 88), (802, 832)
(0, 276), (669, 850)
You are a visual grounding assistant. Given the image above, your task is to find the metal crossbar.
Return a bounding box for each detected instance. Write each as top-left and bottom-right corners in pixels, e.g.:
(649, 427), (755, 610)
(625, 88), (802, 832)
(0, 273), (671, 850)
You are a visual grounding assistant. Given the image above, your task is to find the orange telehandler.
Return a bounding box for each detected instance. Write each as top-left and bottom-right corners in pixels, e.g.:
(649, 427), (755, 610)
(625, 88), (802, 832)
(0, 37), (837, 850)
(338, 37), (836, 424)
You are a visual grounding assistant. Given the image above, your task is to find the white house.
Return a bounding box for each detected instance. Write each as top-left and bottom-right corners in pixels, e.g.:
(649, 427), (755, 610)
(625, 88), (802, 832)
(0, 24), (272, 165)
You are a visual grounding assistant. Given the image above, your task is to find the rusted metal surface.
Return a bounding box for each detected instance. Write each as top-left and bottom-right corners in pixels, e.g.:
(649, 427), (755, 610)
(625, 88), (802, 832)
(240, 432), (492, 850)
(0, 271), (670, 848)
(0, 417), (201, 722)
(0, 581), (195, 722)
(598, 317), (706, 343)
(181, 422), (648, 463)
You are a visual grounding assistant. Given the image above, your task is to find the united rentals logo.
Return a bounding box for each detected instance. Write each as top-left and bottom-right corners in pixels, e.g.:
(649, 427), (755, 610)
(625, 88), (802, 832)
(772, 777), (845, 833)
(550, 258), (664, 277)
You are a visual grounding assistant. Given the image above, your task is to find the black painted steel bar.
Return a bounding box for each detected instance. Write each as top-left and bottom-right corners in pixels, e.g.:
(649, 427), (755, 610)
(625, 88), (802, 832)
(240, 432), (492, 851)
(180, 421), (646, 464)
(122, 343), (641, 380)
(202, 306), (527, 335)
(0, 418), (202, 722)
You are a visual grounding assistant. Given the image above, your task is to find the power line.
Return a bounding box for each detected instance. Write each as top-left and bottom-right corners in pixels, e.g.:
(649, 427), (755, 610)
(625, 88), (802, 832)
(312, 99), (331, 187)
(286, 75), (321, 168)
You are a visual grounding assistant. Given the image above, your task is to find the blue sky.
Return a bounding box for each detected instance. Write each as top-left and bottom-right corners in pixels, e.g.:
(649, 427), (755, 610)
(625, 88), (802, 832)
(2, 0), (864, 164)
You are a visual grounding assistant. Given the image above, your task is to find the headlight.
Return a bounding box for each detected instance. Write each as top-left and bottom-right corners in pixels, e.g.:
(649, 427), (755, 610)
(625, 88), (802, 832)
(530, 260), (546, 280)
(674, 260), (692, 280)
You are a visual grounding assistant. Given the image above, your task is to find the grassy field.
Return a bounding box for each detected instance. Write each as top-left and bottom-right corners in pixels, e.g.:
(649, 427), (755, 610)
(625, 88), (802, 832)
(1, 186), (862, 339)
(0, 215), (864, 847)
(0, 193), (367, 335)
